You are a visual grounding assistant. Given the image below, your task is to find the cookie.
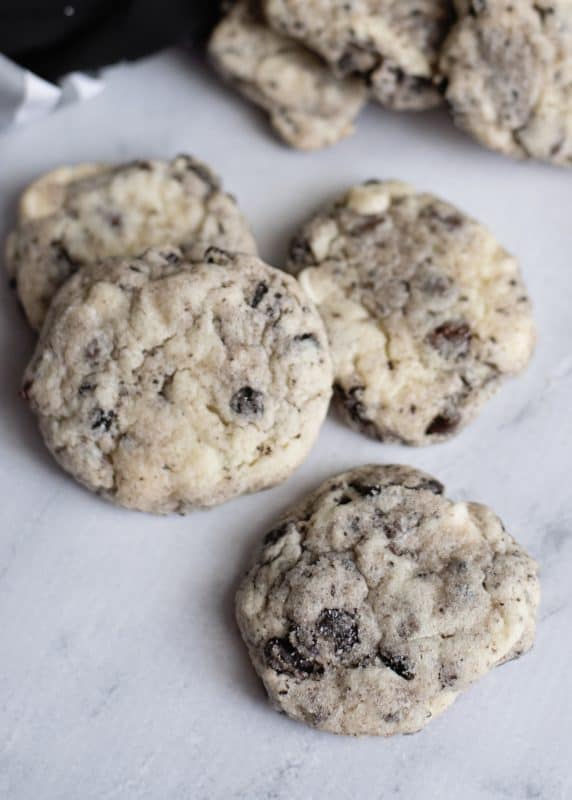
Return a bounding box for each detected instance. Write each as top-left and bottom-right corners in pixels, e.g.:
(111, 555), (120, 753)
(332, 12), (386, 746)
(22, 247), (333, 513)
(440, 0), (572, 166)
(287, 180), (536, 445)
(263, 0), (455, 110)
(5, 155), (257, 330)
(236, 464), (540, 736)
(209, 1), (367, 150)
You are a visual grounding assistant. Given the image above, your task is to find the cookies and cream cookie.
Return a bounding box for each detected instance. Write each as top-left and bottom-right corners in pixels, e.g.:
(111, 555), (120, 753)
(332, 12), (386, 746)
(22, 247), (333, 513)
(236, 464), (540, 735)
(6, 155), (257, 329)
(209, 1), (367, 149)
(440, 0), (572, 165)
(288, 180), (535, 445)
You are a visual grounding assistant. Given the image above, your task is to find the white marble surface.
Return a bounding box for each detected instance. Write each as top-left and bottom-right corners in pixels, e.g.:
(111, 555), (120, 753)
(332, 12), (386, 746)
(1, 48), (571, 800)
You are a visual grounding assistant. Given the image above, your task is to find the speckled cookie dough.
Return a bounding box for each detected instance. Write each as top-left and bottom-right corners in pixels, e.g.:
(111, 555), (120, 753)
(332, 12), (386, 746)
(22, 247), (333, 513)
(287, 180), (535, 445)
(440, 0), (572, 165)
(263, 0), (455, 110)
(5, 155), (258, 330)
(236, 464), (540, 736)
(209, 1), (367, 149)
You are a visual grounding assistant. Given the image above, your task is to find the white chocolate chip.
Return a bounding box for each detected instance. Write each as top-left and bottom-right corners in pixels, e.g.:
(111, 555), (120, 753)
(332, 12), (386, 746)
(345, 184), (390, 215)
(309, 219), (339, 261)
(345, 182), (415, 215)
(87, 281), (128, 318)
(298, 268), (320, 304)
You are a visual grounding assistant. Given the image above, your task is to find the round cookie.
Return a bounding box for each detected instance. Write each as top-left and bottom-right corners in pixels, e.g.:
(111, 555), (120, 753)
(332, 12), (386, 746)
(6, 155), (257, 330)
(236, 464), (540, 736)
(263, 0), (455, 110)
(22, 247), (333, 513)
(209, 1), (367, 150)
(440, 0), (572, 166)
(288, 180), (536, 445)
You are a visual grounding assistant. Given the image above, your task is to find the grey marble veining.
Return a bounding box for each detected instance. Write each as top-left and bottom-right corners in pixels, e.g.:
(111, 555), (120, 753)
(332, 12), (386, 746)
(0, 48), (571, 800)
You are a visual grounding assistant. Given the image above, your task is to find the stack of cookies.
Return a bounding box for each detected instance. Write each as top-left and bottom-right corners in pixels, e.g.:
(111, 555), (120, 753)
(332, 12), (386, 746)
(7, 156), (333, 514)
(209, 0), (572, 166)
(5, 154), (540, 736)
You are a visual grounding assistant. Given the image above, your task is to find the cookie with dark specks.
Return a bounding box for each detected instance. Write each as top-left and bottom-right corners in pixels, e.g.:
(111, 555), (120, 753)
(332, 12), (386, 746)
(209, 1), (367, 150)
(236, 464), (540, 736)
(288, 180), (535, 445)
(5, 155), (257, 330)
(263, 0), (455, 110)
(440, 0), (572, 165)
(22, 247), (332, 513)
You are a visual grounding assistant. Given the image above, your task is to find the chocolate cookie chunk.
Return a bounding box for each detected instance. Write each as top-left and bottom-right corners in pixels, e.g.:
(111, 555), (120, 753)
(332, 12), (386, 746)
(236, 464), (540, 735)
(288, 180), (535, 445)
(5, 155), (257, 330)
(23, 247), (332, 513)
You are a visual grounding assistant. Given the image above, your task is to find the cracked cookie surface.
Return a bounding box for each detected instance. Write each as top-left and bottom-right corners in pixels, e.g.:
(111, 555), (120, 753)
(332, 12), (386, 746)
(23, 247), (332, 513)
(287, 180), (535, 445)
(209, 1), (367, 149)
(263, 0), (455, 110)
(440, 0), (572, 165)
(236, 464), (539, 736)
(5, 155), (257, 330)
